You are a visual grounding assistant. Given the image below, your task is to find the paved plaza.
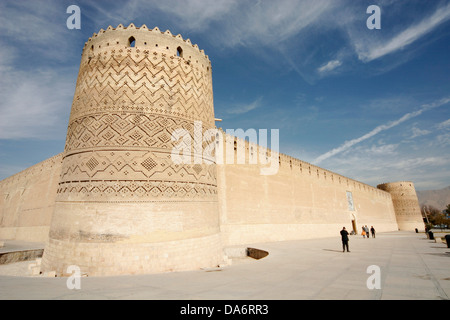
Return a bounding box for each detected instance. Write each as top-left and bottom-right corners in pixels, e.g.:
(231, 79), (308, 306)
(0, 231), (449, 300)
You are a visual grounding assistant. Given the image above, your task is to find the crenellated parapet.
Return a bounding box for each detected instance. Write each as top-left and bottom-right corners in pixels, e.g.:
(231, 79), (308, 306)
(216, 128), (392, 199)
(82, 24), (211, 72)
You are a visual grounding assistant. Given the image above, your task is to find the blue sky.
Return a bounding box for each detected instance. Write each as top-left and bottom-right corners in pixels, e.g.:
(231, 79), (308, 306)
(0, 0), (449, 190)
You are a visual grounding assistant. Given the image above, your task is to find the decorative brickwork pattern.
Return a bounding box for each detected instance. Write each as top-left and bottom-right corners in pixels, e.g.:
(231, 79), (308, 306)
(69, 50), (214, 125)
(61, 26), (216, 201)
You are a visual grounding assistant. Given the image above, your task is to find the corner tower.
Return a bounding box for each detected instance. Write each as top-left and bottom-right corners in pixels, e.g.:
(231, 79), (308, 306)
(377, 181), (425, 232)
(41, 24), (224, 276)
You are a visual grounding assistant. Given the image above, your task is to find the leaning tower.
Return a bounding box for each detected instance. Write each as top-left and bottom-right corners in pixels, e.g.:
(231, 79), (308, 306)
(377, 181), (425, 232)
(41, 24), (224, 276)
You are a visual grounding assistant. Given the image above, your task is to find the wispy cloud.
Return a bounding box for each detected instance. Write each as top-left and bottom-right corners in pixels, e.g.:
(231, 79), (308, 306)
(437, 119), (450, 130)
(317, 140), (450, 190)
(79, 0), (449, 83)
(365, 143), (398, 155)
(0, 1), (81, 140)
(0, 69), (74, 140)
(116, 0), (337, 48)
(436, 133), (450, 147)
(146, 0), (239, 32)
(389, 156), (449, 170)
(317, 60), (342, 74)
(410, 126), (431, 139)
(313, 97), (450, 164)
(0, 0), (83, 61)
(226, 0), (334, 47)
(226, 97), (263, 115)
(355, 2), (450, 62)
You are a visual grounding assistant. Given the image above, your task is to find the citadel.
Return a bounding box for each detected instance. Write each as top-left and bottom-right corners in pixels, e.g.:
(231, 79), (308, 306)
(0, 24), (425, 277)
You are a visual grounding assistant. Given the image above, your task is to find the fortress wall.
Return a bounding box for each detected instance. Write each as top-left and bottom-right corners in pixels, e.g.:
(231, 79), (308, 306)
(0, 24), (414, 276)
(217, 134), (399, 246)
(0, 154), (63, 242)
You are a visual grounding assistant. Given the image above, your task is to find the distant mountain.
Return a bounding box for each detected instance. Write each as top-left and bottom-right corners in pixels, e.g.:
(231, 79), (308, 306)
(417, 186), (450, 211)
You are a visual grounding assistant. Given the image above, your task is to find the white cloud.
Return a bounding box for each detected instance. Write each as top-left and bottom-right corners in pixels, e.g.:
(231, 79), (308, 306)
(410, 126), (431, 139)
(436, 133), (450, 146)
(125, 0), (337, 48)
(437, 119), (450, 130)
(0, 1), (81, 140)
(356, 3), (450, 62)
(390, 156), (449, 170)
(0, 1), (81, 61)
(365, 143), (398, 155)
(226, 97), (263, 115)
(148, 0), (239, 31)
(313, 97), (450, 164)
(0, 69), (74, 139)
(228, 0), (334, 46)
(79, 0), (450, 83)
(317, 60), (342, 74)
(317, 140), (450, 190)
(0, 46), (15, 72)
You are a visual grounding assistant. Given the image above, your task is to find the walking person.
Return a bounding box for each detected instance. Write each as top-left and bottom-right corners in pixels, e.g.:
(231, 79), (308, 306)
(362, 226), (366, 238)
(365, 225), (370, 239)
(340, 227), (350, 252)
(370, 226), (376, 238)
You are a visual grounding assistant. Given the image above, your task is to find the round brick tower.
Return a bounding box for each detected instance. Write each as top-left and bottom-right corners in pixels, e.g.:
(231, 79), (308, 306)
(41, 24), (224, 276)
(377, 181), (425, 232)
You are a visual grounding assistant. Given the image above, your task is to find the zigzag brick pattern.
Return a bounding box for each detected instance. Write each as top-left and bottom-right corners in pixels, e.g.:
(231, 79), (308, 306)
(59, 26), (216, 202)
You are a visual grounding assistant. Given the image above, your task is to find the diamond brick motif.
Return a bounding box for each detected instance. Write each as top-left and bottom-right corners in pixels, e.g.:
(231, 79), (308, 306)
(86, 157), (99, 171)
(157, 132), (171, 143)
(141, 158), (158, 171)
(130, 130), (143, 141)
(102, 130), (115, 140)
(193, 164), (202, 175)
(81, 134), (91, 143)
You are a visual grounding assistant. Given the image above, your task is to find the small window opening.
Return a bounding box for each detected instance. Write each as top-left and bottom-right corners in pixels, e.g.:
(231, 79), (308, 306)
(128, 36), (136, 47)
(177, 46), (183, 57)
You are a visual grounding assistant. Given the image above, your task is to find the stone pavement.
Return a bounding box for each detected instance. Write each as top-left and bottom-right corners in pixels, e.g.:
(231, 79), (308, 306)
(0, 231), (449, 300)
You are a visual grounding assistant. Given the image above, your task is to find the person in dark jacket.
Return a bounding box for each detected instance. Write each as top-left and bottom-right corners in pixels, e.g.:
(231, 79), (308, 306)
(340, 227), (350, 252)
(370, 226), (376, 238)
